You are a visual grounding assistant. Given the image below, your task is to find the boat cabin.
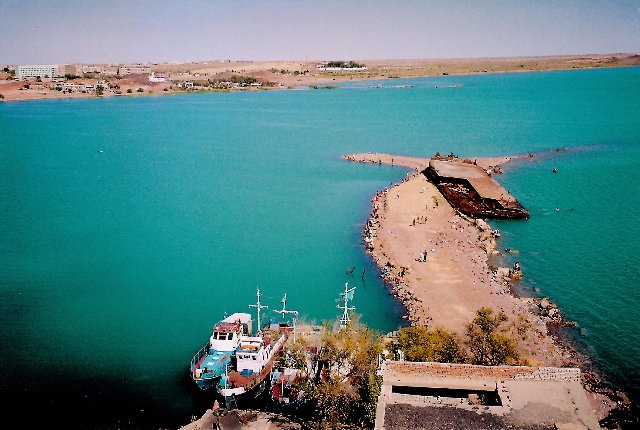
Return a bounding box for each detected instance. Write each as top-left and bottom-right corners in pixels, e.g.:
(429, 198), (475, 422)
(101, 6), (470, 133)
(235, 336), (272, 375)
(210, 312), (252, 352)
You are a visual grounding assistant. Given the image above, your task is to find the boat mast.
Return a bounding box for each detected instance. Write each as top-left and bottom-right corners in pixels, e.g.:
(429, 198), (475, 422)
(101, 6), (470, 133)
(273, 293), (299, 342)
(337, 282), (356, 328)
(248, 287), (268, 334)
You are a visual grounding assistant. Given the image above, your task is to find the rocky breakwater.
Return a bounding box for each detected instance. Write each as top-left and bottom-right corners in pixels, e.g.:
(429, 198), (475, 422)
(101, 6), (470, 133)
(363, 177), (425, 322)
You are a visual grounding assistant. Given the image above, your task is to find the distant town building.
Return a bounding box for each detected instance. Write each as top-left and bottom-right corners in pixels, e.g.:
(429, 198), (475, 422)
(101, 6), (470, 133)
(82, 65), (103, 74)
(148, 72), (166, 83)
(62, 64), (81, 76)
(51, 82), (85, 92)
(102, 66), (119, 76)
(16, 64), (60, 80)
(75, 65), (118, 76)
(119, 65), (151, 75)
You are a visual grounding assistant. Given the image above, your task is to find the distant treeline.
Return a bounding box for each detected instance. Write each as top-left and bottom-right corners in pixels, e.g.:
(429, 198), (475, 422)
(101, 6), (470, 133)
(325, 61), (366, 68)
(309, 85), (340, 90)
(184, 75), (276, 89)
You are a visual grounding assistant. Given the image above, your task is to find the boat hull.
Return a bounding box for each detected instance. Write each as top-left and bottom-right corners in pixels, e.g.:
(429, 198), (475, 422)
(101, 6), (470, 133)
(219, 378), (270, 409)
(195, 376), (221, 391)
(191, 347), (234, 391)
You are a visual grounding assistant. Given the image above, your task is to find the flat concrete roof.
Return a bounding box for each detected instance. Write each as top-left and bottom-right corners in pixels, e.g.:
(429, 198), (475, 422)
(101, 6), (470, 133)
(376, 361), (600, 430)
(429, 159), (517, 203)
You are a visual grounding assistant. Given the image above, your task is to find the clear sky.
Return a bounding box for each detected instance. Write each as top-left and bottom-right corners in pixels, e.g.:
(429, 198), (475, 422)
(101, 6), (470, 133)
(1, 0), (639, 65)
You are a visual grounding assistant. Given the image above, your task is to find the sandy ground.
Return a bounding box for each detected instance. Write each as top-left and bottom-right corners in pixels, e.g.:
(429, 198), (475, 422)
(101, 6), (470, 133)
(2, 53), (639, 102)
(343, 152), (619, 422)
(345, 153), (555, 347)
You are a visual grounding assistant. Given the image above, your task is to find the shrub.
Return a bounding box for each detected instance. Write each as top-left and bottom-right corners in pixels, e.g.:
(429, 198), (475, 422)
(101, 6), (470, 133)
(396, 326), (465, 363)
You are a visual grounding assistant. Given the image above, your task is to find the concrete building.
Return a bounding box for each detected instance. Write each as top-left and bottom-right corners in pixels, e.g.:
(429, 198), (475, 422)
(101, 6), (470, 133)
(102, 65), (119, 76)
(148, 72), (166, 83)
(119, 65), (151, 75)
(61, 64), (81, 76)
(51, 82), (85, 92)
(81, 65), (103, 74)
(375, 361), (600, 430)
(16, 64), (60, 80)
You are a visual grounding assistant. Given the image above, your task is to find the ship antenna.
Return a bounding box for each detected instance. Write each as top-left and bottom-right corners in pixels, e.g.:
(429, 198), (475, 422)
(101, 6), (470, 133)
(337, 282), (356, 329)
(273, 293), (299, 342)
(248, 287), (268, 334)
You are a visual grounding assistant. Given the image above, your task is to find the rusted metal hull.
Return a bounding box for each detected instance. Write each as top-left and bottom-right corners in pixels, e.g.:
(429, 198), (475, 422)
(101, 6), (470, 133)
(425, 163), (529, 220)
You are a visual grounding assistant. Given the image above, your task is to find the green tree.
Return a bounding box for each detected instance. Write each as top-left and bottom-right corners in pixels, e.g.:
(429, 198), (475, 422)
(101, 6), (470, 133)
(136, 87), (143, 93)
(396, 326), (465, 363)
(282, 337), (310, 371)
(126, 88), (132, 93)
(466, 307), (519, 366)
(230, 74), (257, 85)
(95, 85), (104, 96)
(300, 320), (383, 428)
(0, 93), (4, 101)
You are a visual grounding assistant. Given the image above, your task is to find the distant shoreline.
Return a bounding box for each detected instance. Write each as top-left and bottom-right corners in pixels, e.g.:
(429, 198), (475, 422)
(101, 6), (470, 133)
(1, 53), (638, 103)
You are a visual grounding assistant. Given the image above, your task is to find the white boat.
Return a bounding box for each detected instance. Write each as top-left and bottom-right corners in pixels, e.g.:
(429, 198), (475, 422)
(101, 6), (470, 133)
(217, 291), (297, 407)
(190, 312), (252, 390)
(217, 329), (288, 405)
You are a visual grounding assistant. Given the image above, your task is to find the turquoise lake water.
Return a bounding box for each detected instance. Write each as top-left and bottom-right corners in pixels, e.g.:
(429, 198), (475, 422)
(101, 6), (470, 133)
(1, 67), (639, 428)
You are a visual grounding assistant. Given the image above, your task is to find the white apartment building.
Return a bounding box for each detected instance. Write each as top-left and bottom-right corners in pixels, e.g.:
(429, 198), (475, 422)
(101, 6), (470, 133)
(148, 72), (166, 83)
(16, 64), (60, 80)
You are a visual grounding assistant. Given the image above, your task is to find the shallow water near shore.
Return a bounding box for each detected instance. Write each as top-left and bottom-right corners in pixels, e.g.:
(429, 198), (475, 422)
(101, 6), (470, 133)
(1, 67), (639, 428)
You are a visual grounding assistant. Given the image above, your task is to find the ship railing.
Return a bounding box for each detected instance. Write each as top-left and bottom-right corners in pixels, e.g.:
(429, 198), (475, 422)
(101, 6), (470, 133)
(190, 344), (209, 375)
